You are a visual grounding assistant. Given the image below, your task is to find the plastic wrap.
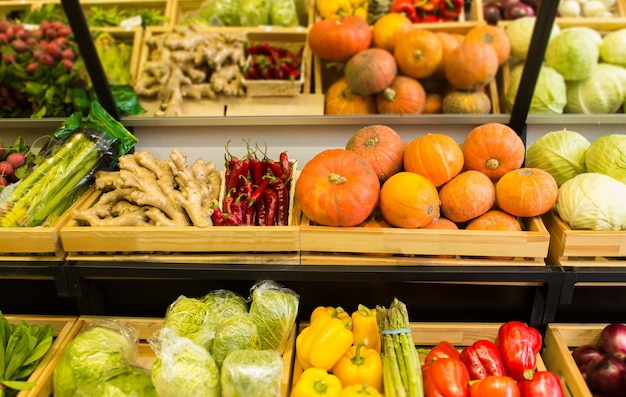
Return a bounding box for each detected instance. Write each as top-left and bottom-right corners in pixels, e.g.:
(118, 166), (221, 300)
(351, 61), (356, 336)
(220, 349), (284, 397)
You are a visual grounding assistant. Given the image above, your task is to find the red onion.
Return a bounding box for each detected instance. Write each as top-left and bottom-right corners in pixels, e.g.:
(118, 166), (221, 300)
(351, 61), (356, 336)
(483, 3), (502, 25)
(504, 2), (535, 19)
(600, 323), (626, 359)
(586, 354), (626, 397)
(573, 344), (606, 368)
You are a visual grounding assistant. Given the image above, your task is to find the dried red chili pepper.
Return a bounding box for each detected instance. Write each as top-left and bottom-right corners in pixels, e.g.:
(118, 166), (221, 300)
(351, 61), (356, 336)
(256, 195), (267, 226)
(263, 187), (278, 226)
(271, 178), (289, 226)
(211, 205), (226, 226)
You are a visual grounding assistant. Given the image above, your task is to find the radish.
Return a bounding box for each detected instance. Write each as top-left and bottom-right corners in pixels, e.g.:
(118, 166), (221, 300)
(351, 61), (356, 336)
(0, 160), (13, 177)
(0, 142), (4, 158)
(6, 152), (25, 168)
(0, 175), (7, 187)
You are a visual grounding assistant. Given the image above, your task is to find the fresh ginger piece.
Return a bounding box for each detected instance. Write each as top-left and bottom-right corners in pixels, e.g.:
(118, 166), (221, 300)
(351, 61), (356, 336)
(94, 170), (123, 191)
(73, 209), (152, 227)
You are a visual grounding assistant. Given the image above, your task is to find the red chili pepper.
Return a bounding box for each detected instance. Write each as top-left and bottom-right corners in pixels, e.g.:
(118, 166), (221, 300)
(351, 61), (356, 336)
(391, 0), (419, 22)
(249, 177), (271, 205)
(256, 195), (267, 226)
(271, 178), (289, 226)
(279, 151), (290, 180)
(423, 357), (470, 397)
(250, 157), (264, 187)
(239, 159), (250, 186)
(263, 187), (278, 226)
(227, 160), (243, 194)
(422, 340), (461, 369)
(460, 339), (507, 380)
(439, 0), (464, 20)
(267, 159), (283, 179)
(469, 375), (520, 397)
(223, 196), (234, 215)
(211, 205), (226, 226)
(495, 321), (542, 380)
(244, 203), (256, 226)
(517, 370), (564, 397)
(227, 199), (244, 226)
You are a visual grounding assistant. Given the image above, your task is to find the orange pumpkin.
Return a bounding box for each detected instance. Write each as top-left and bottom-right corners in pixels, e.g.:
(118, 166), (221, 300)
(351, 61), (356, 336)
(462, 123), (525, 182)
(465, 209), (522, 231)
(295, 149), (380, 227)
(464, 24), (511, 66)
(422, 217), (458, 229)
(439, 170), (495, 223)
(346, 124), (405, 182)
(403, 133), (464, 187)
(376, 76), (426, 114)
(495, 168), (559, 217)
(432, 31), (463, 80)
(359, 208), (392, 228)
(393, 29), (442, 79)
(371, 12), (413, 52)
(379, 171), (440, 228)
(325, 77), (377, 115)
(422, 93), (443, 114)
(445, 41), (499, 91)
(442, 90), (491, 114)
(308, 15), (372, 62)
(345, 48), (398, 96)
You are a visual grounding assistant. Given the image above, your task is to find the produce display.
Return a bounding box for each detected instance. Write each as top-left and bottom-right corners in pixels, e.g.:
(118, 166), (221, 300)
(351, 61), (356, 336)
(179, 0), (306, 27)
(0, 136), (36, 189)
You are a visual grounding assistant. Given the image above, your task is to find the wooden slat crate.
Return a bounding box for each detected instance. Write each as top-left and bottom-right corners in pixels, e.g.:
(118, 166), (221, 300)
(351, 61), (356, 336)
(556, 0), (626, 30)
(298, 207), (550, 266)
(2, 315), (80, 397)
(543, 210), (626, 267)
(26, 315), (296, 397)
(542, 323), (611, 397)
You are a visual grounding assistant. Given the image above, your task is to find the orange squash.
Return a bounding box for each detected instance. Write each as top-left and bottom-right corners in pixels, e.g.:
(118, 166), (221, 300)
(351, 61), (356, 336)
(376, 76), (426, 114)
(439, 170), (495, 223)
(465, 209), (522, 231)
(324, 77), (377, 115)
(464, 24), (511, 66)
(432, 31), (463, 80)
(346, 124), (405, 182)
(371, 12), (413, 52)
(403, 133), (464, 187)
(422, 93), (443, 114)
(495, 168), (559, 217)
(308, 15), (372, 62)
(393, 29), (442, 79)
(379, 171), (440, 228)
(345, 48), (398, 96)
(442, 90), (491, 114)
(444, 41), (499, 91)
(422, 217), (458, 229)
(295, 149), (380, 227)
(462, 123), (525, 182)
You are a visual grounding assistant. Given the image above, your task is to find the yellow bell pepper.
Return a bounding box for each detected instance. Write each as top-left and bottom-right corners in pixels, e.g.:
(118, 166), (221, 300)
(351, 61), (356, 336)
(296, 315), (354, 371)
(351, 304), (381, 353)
(316, 0), (353, 19)
(291, 367), (343, 397)
(311, 306), (353, 329)
(332, 340), (383, 393)
(339, 383), (384, 397)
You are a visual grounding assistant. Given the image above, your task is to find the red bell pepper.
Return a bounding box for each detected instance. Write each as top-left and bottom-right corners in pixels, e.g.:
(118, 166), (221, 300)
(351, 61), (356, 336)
(495, 321), (542, 380)
(460, 340), (507, 380)
(517, 370), (564, 397)
(422, 340), (461, 369)
(415, 0), (440, 13)
(469, 375), (520, 397)
(439, 0), (464, 20)
(423, 357), (470, 397)
(390, 0), (419, 22)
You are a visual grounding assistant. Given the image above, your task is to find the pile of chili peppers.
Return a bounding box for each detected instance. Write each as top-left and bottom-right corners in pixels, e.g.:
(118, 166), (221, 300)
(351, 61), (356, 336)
(243, 42), (303, 81)
(212, 143), (292, 227)
(390, 0), (465, 22)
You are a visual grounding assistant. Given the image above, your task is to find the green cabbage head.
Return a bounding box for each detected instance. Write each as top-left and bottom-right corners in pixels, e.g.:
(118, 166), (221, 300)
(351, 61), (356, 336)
(600, 28), (626, 67)
(565, 63), (626, 114)
(220, 349), (284, 397)
(74, 365), (157, 397)
(505, 17), (560, 60)
(545, 27), (599, 81)
(506, 63), (566, 114)
(210, 313), (261, 368)
(585, 134), (626, 184)
(555, 172), (626, 230)
(164, 295), (211, 347)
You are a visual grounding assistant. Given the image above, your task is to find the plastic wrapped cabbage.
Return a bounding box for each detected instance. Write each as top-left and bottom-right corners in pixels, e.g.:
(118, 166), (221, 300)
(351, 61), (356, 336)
(507, 63), (566, 114)
(585, 134), (626, 184)
(210, 313), (261, 368)
(199, 0), (241, 26)
(74, 365), (157, 397)
(545, 27), (599, 81)
(164, 295), (211, 348)
(240, 0), (271, 26)
(53, 319), (140, 397)
(565, 63), (626, 114)
(525, 129), (590, 186)
(220, 349), (284, 397)
(200, 289), (248, 330)
(150, 327), (220, 397)
(555, 172), (626, 230)
(269, 0), (299, 26)
(249, 280), (299, 354)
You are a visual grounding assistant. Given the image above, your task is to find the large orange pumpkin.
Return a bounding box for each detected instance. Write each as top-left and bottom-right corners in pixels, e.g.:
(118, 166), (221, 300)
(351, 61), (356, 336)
(308, 15), (372, 62)
(345, 48), (398, 96)
(462, 123), (525, 182)
(495, 168), (559, 217)
(465, 209), (522, 231)
(393, 29), (442, 79)
(376, 76), (426, 114)
(464, 24), (511, 66)
(403, 133), (464, 187)
(444, 41), (499, 91)
(324, 77), (377, 115)
(439, 170), (495, 223)
(346, 124), (405, 182)
(371, 12), (413, 52)
(432, 31), (463, 80)
(295, 149), (380, 227)
(379, 171), (440, 228)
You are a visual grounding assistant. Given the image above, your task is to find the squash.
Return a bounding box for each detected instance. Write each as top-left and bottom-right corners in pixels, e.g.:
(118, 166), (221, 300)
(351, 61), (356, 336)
(495, 168), (559, 217)
(432, 31), (463, 80)
(346, 124), (405, 182)
(464, 24), (511, 66)
(295, 148), (380, 227)
(371, 12), (413, 52)
(422, 217), (458, 229)
(439, 170), (495, 223)
(393, 28), (442, 79)
(422, 93), (443, 114)
(403, 133), (464, 187)
(462, 123), (525, 182)
(308, 15), (372, 62)
(444, 41), (499, 91)
(325, 77), (377, 115)
(379, 171), (440, 228)
(376, 76), (426, 114)
(345, 48), (398, 96)
(442, 90), (491, 114)
(465, 209), (522, 231)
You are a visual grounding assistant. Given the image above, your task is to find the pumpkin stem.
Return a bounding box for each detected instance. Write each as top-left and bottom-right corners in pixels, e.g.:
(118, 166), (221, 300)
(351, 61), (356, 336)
(382, 87), (397, 102)
(486, 158), (500, 170)
(328, 172), (348, 184)
(363, 136), (380, 148)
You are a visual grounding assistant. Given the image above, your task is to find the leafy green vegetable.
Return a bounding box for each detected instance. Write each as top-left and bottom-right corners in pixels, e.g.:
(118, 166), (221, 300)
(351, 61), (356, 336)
(565, 63), (626, 114)
(199, 0), (242, 26)
(164, 295), (212, 348)
(269, 0), (299, 26)
(210, 314), (260, 368)
(200, 289), (248, 331)
(74, 365), (157, 397)
(240, 0), (271, 26)
(545, 27), (600, 81)
(220, 349), (283, 397)
(584, 134), (626, 184)
(507, 63), (566, 114)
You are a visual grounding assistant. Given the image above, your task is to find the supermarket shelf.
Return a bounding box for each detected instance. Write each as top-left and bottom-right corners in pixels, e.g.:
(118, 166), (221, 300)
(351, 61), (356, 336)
(0, 261), (70, 298)
(559, 266), (626, 304)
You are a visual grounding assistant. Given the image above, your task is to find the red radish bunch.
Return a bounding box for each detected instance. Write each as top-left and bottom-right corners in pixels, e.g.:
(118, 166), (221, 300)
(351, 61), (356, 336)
(0, 137), (36, 189)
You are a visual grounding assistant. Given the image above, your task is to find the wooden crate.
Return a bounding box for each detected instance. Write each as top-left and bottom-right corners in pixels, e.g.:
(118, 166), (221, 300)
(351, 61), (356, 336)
(556, 0), (626, 30)
(90, 26), (144, 84)
(542, 323), (612, 397)
(27, 315), (296, 397)
(543, 210), (626, 267)
(298, 207), (550, 266)
(1, 315), (80, 397)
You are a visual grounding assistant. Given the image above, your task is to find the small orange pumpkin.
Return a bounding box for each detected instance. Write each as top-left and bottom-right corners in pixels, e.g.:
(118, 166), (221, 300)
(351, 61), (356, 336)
(308, 15), (372, 62)
(376, 76), (426, 114)
(324, 77), (377, 115)
(403, 133), (464, 187)
(464, 24), (511, 66)
(445, 41), (499, 91)
(462, 123), (525, 182)
(495, 168), (559, 217)
(422, 93), (443, 114)
(465, 209), (522, 231)
(393, 28), (443, 79)
(346, 124), (405, 182)
(422, 217), (458, 230)
(442, 90), (492, 114)
(432, 31), (463, 80)
(439, 170), (496, 223)
(371, 12), (414, 52)
(345, 48), (398, 96)
(379, 171), (440, 228)
(295, 149), (380, 227)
